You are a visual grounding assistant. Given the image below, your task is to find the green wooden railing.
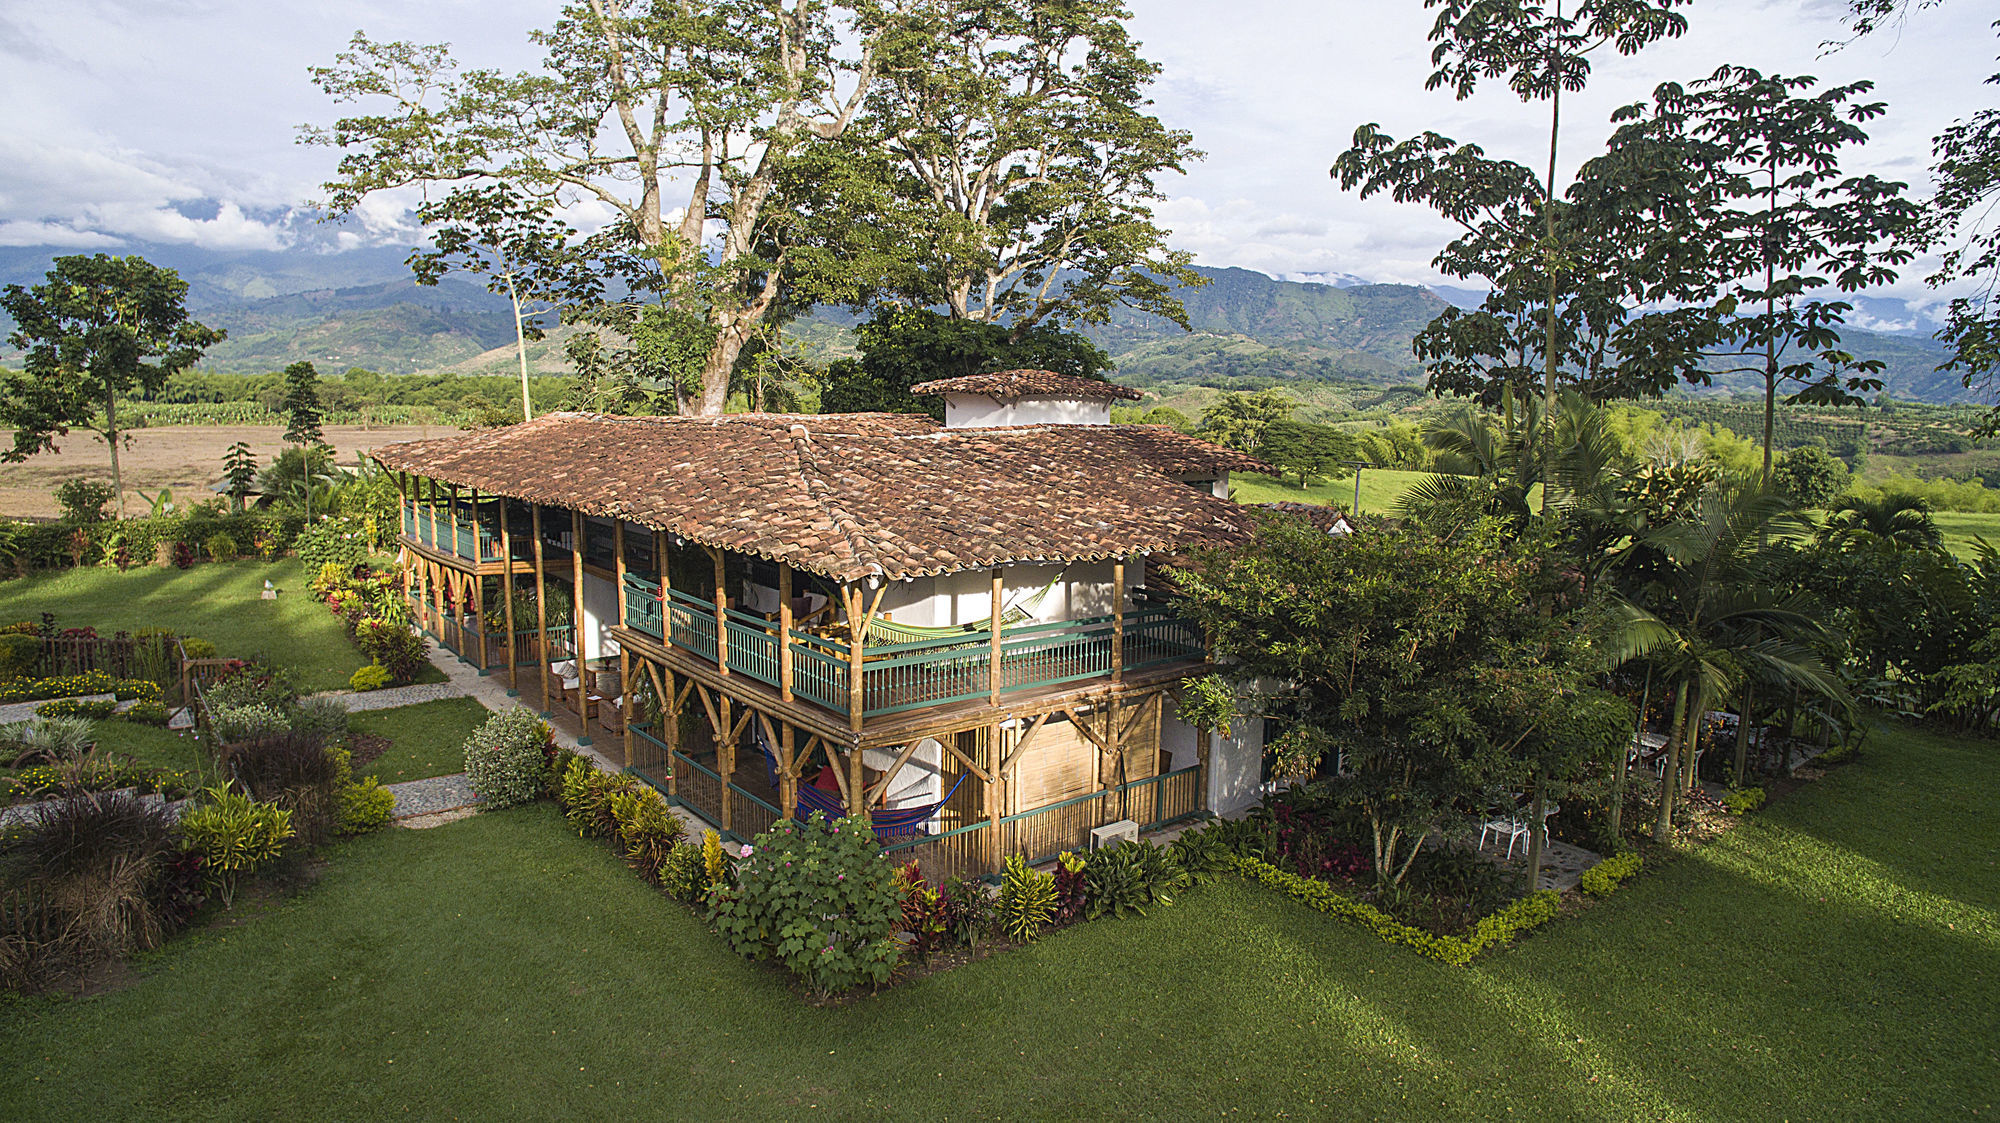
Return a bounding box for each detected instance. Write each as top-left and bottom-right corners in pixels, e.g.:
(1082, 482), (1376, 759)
(401, 505), (509, 563)
(619, 573), (1203, 721)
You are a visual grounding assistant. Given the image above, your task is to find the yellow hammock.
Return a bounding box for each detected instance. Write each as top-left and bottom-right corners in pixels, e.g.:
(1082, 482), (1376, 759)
(861, 569), (1068, 646)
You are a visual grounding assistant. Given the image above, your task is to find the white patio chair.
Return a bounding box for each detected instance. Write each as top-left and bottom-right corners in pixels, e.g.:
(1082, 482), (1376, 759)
(1479, 814), (1532, 860)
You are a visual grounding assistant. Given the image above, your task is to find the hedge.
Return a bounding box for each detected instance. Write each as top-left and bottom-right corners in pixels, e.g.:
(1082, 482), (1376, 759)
(1228, 854), (1563, 966)
(1578, 851), (1643, 897)
(3, 511), (302, 572)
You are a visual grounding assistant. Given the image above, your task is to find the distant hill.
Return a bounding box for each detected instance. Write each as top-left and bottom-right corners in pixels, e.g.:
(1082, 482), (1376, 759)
(0, 244), (1967, 404)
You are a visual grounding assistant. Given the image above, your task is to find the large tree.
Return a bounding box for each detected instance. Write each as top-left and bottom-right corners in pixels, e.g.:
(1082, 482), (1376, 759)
(818, 306), (1110, 418)
(862, 0), (1201, 336)
(1334, 0), (1690, 446)
(306, 1), (889, 416)
(1586, 67), (1921, 479)
(0, 254), (223, 519)
(409, 185), (603, 422)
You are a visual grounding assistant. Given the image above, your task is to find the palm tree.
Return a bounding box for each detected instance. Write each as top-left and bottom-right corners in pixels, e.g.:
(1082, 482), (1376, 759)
(1611, 483), (1847, 840)
(1822, 493), (1944, 552)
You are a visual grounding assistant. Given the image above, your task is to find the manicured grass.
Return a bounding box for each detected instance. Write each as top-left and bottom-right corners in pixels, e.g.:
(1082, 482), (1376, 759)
(1231, 468), (1431, 515)
(88, 721), (210, 777)
(1, 723), (1992, 1120)
(1934, 510), (2000, 558)
(348, 697), (492, 783)
(0, 560), (441, 693)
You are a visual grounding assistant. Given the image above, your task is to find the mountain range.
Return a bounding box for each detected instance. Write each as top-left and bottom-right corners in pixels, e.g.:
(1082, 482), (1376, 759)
(0, 244), (1968, 404)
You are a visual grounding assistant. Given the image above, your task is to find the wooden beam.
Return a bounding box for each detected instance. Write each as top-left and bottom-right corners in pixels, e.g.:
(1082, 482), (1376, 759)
(989, 568), (1003, 704)
(1000, 712), (1052, 776)
(645, 660), (676, 796)
(938, 734), (991, 783)
(710, 546), (730, 675)
(778, 563), (794, 702)
(780, 723), (798, 821)
(532, 503), (550, 715)
(499, 495), (517, 694)
(717, 692), (734, 833)
(867, 737), (928, 807)
(845, 583), (888, 732)
(1112, 558), (1125, 683)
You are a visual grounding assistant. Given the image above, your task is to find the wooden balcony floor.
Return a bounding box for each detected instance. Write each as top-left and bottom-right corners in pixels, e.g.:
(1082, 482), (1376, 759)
(608, 625), (1201, 750)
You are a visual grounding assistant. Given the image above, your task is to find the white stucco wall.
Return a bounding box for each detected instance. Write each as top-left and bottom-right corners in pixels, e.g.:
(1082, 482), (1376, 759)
(1159, 706), (1266, 816)
(943, 392), (1113, 428)
(922, 559), (1140, 627)
(579, 569), (618, 660)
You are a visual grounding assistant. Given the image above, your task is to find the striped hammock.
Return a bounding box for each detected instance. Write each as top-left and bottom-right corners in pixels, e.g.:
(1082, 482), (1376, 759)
(861, 568), (1068, 646)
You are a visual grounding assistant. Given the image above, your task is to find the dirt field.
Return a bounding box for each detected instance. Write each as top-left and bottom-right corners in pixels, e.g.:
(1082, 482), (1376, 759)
(0, 424), (462, 518)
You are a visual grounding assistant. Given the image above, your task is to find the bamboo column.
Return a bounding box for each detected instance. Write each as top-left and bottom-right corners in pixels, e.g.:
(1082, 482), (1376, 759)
(848, 746), (868, 827)
(778, 563), (794, 702)
(447, 484), (460, 557)
(655, 530), (670, 644)
(499, 495), (518, 694)
(572, 510), (589, 734)
(430, 557), (446, 648)
(1111, 558), (1125, 683)
(710, 547), (729, 675)
(988, 568), (1004, 704)
(614, 521), (628, 634)
(780, 724), (798, 819)
(986, 721), (1004, 874)
(620, 648), (633, 767)
(532, 503), (550, 715)
(717, 692), (734, 833)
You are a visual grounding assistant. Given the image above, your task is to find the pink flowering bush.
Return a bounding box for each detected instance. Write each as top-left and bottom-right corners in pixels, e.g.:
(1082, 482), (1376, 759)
(709, 812), (902, 995)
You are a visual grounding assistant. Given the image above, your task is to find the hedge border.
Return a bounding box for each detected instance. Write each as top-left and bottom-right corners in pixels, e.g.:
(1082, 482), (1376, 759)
(1578, 850), (1643, 897)
(1228, 853), (1562, 966)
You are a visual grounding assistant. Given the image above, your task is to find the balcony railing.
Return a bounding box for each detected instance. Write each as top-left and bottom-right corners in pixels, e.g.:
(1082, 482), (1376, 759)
(401, 506), (510, 563)
(620, 574), (1203, 721)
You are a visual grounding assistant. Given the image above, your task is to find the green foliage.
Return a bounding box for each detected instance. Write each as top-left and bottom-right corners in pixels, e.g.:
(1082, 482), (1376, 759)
(659, 841), (711, 905)
(35, 697), (118, 721)
(0, 791), (183, 992)
(709, 815), (903, 996)
(1579, 850), (1644, 897)
(177, 786), (294, 907)
(461, 709), (551, 810)
(996, 853), (1057, 943)
(293, 518), (370, 573)
(337, 776), (396, 835)
(0, 633), (39, 681)
(819, 307), (1112, 419)
(203, 531), (239, 561)
(1166, 823), (1235, 885)
(1196, 388), (1295, 452)
(556, 756), (633, 839)
(1230, 853), (1561, 965)
(1773, 445), (1852, 509)
(1258, 419), (1358, 488)
(54, 480), (114, 525)
(607, 787), (684, 882)
(1082, 840), (1188, 919)
(0, 672), (161, 704)
(1723, 787), (1768, 815)
(1174, 675), (1236, 739)
(1, 255), (224, 515)
(280, 361), (325, 449)
(180, 637), (218, 660)
(210, 702), (292, 745)
(119, 699), (171, 727)
(354, 619), (429, 685)
(348, 664), (393, 692)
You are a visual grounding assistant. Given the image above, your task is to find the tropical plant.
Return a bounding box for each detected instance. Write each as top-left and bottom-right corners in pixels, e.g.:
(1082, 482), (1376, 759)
(462, 709), (553, 810)
(996, 852), (1057, 942)
(708, 814), (902, 996)
(176, 786), (294, 907)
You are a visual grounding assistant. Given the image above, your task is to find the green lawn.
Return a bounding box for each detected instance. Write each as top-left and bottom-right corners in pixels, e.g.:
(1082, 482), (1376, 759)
(1, 722), (1991, 1120)
(0, 560), (441, 693)
(1231, 468), (1430, 515)
(347, 697), (492, 783)
(1934, 510), (2000, 559)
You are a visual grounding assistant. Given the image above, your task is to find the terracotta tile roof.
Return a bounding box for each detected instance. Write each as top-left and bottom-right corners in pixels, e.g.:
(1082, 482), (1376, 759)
(371, 412), (1265, 582)
(909, 369), (1144, 401)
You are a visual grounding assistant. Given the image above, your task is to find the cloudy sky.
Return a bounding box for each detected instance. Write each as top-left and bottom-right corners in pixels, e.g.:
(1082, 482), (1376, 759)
(2, 0), (1992, 312)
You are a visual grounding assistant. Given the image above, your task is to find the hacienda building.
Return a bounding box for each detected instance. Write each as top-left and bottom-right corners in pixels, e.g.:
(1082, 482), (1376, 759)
(371, 370), (1274, 879)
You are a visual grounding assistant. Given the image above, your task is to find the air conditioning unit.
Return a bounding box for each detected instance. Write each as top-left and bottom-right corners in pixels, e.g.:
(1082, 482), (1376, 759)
(1089, 820), (1139, 850)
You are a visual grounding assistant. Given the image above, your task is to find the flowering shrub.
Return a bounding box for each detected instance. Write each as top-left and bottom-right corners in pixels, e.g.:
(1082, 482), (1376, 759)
(293, 518), (369, 574)
(354, 618), (429, 685)
(34, 697), (119, 720)
(709, 814), (903, 995)
(0, 672), (161, 704)
(461, 708), (552, 809)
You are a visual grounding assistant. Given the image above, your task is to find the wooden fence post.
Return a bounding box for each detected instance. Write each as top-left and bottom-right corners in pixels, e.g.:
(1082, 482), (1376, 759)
(532, 503), (550, 716)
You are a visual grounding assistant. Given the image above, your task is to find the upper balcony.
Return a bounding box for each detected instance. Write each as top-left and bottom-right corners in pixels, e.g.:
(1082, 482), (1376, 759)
(619, 573), (1205, 723)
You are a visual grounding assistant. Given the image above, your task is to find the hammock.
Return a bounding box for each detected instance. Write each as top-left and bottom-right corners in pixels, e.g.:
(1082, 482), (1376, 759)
(755, 723), (966, 840)
(861, 568), (1068, 647)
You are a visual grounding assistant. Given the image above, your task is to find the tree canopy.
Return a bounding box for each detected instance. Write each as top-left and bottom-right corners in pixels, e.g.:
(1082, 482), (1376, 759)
(0, 254), (223, 518)
(818, 306), (1110, 418)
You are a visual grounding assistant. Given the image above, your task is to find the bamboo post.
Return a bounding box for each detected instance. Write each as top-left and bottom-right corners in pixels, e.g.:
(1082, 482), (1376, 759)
(447, 484), (460, 557)
(1112, 558), (1125, 683)
(620, 648), (633, 768)
(653, 530), (670, 643)
(845, 587), (863, 731)
(780, 723), (798, 819)
(718, 693), (734, 833)
(778, 563), (794, 702)
(848, 746), (868, 827)
(615, 521), (628, 634)
(533, 503), (550, 715)
(572, 510), (589, 732)
(989, 568), (1003, 704)
(710, 547), (729, 674)
(987, 722), (1004, 874)
(430, 558), (446, 649)
(499, 495), (518, 695)
(662, 664), (679, 797)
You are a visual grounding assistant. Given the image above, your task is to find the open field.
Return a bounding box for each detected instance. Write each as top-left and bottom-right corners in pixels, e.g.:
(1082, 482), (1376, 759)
(1, 722), (1990, 1120)
(1230, 468), (1430, 515)
(1935, 510), (2000, 557)
(0, 425), (461, 520)
(0, 560), (444, 693)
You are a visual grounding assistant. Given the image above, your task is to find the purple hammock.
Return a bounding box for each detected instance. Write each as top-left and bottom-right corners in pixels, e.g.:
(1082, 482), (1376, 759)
(753, 723), (966, 841)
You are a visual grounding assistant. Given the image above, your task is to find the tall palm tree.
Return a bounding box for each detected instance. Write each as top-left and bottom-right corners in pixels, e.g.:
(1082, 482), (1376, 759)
(1611, 483), (1847, 840)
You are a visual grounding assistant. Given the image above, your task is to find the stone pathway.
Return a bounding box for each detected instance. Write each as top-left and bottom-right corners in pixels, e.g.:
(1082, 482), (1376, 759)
(384, 772), (481, 819)
(307, 681), (469, 712)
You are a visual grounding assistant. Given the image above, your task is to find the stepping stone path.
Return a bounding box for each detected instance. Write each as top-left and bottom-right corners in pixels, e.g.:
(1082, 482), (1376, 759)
(307, 682), (471, 712)
(384, 772), (481, 820)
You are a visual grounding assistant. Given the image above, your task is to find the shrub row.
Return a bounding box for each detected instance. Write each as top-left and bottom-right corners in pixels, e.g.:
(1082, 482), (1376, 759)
(2, 511), (301, 573)
(1578, 851), (1643, 897)
(0, 672), (163, 704)
(1227, 853), (1563, 966)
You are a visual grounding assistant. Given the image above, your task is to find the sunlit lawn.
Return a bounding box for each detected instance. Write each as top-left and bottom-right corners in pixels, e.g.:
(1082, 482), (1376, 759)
(1934, 510), (2000, 558)
(1, 722), (1991, 1120)
(0, 560), (441, 693)
(348, 697), (491, 783)
(1230, 468), (1429, 515)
